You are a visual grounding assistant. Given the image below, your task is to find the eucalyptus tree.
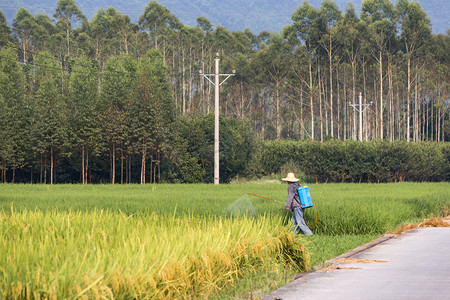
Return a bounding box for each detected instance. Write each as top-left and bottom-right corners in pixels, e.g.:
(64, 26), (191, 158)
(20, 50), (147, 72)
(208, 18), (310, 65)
(195, 17), (216, 112)
(90, 8), (115, 61)
(12, 8), (38, 64)
(67, 56), (99, 183)
(396, 0), (431, 142)
(34, 14), (56, 53)
(212, 25), (235, 55)
(54, 0), (86, 56)
(111, 11), (137, 55)
(196, 16), (212, 35)
(427, 33), (449, 142)
(176, 25), (197, 115)
(129, 31), (151, 60)
(0, 10), (15, 49)
(89, 7), (134, 61)
(284, 43), (311, 140)
(226, 52), (253, 120)
(360, 0), (397, 140)
(100, 54), (137, 184)
(318, 0), (341, 138)
(129, 50), (175, 184)
(139, 1), (181, 51)
(33, 51), (68, 184)
(285, 1), (322, 140)
(253, 33), (292, 139)
(335, 4), (365, 140)
(0, 47), (26, 182)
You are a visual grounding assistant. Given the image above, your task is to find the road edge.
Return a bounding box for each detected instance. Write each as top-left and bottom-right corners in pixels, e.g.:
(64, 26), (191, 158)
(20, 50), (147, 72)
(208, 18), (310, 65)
(263, 233), (396, 299)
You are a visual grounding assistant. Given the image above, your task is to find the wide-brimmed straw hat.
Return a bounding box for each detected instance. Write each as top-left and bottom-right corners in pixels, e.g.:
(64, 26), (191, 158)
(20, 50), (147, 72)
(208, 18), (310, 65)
(282, 173), (299, 182)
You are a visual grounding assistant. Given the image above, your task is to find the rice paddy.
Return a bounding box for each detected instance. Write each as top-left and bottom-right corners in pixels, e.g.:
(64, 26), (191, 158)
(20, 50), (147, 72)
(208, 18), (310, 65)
(0, 182), (449, 299)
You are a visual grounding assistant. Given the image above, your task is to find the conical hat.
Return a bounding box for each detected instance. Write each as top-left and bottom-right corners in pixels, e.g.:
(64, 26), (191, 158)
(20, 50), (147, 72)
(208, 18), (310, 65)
(281, 173), (299, 182)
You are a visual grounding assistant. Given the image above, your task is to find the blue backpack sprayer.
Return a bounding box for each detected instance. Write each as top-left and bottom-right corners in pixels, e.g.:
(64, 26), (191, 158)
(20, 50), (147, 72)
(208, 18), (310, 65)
(246, 186), (318, 229)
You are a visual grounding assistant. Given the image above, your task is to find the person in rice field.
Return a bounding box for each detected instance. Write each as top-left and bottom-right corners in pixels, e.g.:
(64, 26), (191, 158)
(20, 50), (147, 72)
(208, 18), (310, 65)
(282, 173), (313, 236)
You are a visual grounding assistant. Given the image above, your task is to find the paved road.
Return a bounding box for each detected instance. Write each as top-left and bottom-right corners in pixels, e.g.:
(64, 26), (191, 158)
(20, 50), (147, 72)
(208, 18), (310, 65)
(263, 228), (450, 300)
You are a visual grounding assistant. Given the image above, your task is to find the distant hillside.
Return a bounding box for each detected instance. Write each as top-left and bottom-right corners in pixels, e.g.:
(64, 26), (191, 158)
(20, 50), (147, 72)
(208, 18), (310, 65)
(1, 0), (448, 34)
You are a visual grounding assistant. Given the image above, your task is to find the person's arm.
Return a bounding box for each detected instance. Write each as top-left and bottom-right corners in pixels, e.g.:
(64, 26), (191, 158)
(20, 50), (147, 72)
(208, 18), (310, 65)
(285, 185), (295, 211)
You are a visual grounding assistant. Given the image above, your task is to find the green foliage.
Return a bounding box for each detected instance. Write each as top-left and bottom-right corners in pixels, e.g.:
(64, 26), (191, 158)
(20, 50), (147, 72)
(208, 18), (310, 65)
(0, 0), (448, 184)
(169, 114), (256, 183)
(254, 140), (450, 183)
(139, 0), (181, 48)
(0, 47), (27, 179)
(0, 10), (15, 48)
(1, 182), (448, 233)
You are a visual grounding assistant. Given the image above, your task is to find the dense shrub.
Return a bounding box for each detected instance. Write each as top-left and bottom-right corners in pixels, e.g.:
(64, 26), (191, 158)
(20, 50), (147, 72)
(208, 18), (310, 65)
(167, 114), (256, 183)
(251, 140), (449, 183)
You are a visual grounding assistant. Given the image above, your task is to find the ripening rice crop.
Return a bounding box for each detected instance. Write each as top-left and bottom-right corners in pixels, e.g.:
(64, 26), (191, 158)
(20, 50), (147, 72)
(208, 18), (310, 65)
(0, 209), (308, 299)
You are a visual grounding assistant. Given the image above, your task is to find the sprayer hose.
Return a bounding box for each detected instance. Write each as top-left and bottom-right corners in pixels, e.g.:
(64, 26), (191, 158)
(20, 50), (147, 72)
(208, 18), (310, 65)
(304, 204), (318, 229)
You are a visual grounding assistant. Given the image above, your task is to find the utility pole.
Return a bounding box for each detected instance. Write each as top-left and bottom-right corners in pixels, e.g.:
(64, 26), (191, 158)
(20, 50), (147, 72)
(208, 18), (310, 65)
(199, 53), (235, 184)
(349, 92), (372, 141)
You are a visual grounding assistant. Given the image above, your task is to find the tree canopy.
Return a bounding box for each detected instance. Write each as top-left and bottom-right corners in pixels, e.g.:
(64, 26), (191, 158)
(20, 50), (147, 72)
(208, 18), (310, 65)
(0, 0), (448, 184)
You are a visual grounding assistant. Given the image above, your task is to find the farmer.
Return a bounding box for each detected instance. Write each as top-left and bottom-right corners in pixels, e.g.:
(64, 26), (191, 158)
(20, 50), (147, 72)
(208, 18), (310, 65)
(282, 173), (313, 236)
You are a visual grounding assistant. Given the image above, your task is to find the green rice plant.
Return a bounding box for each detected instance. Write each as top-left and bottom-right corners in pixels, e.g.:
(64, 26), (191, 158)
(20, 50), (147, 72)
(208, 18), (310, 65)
(0, 182), (448, 299)
(0, 209), (308, 299)
(0, 182), (448, 235)
(308, 182), (450, 234)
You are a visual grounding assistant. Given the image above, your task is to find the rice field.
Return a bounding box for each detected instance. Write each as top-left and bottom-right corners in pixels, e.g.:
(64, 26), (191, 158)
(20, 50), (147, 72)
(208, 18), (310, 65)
(0, 182), (449, 299)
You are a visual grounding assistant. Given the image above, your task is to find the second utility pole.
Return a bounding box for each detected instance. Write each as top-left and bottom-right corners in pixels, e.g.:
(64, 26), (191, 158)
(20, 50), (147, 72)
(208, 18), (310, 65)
(349, 92), (372, 141)
(200, 53), (235, 184)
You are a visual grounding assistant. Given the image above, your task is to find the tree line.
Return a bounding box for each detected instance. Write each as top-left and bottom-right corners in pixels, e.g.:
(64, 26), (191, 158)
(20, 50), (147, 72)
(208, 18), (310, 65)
(253, 140), (449, 183)
(0, 0), (448, 184)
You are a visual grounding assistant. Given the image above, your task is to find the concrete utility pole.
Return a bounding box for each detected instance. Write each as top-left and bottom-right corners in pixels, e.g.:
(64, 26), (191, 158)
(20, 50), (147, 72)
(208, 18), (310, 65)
(349, 92), (372, 141)
(199, 53), (235, 185)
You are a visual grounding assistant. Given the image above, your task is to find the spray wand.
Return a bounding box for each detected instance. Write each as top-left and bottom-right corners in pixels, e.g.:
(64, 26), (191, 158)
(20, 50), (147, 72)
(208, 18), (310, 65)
(245, 193), (285, 205)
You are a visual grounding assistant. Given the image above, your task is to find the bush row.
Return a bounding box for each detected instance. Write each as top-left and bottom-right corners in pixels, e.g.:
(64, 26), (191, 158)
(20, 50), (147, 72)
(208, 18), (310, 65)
(249, 140), (450, 183)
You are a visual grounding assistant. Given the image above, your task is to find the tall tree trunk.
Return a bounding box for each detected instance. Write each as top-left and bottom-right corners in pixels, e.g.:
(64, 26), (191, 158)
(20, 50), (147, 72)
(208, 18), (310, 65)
(86, 145), (89, 184)
(300, 88), (304, 140)
(39, 156), (43, 184)
(150, 155), (153, 184)
(153, 156), (157, 184)
(337, 65), (341, 140)
(44, 154), (47, 184)
(50, 146), (54, 185)
(140, 140), (146, 184)
(318, 64), (323, 142)
(407, 57), (411, 142)
(112, 142), (116, 184)
(329, 38), (334, 138)
(388, 60), (393, 141)
(121, 146), (124, 184)
(430, 91), (433, 141)
(374, 77), (378, 140)
(309, 60), (314, 141)
(182, 46), (186, 114)
(158, 151), (161, 182)
(379, 51), (383, 140)
(362, 59), (368, 141)
(66, 27), (70, 56)
(82, 144), (85, 184)
(344, 69), (347, 141)
(276, 83), (281, 139)
(414, 73), (418, 141)
(3, 160), (6, 183)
